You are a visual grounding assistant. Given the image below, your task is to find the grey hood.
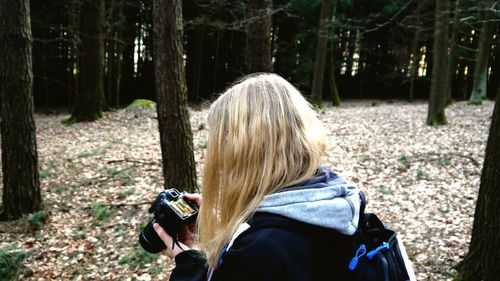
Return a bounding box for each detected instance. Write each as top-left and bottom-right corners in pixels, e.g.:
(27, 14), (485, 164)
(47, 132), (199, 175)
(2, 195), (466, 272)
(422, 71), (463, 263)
(256, 167), (361, 235)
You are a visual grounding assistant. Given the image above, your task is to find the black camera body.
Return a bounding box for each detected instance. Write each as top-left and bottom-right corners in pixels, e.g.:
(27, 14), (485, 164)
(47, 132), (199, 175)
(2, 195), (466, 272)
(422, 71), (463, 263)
(139, 188), (199, 253)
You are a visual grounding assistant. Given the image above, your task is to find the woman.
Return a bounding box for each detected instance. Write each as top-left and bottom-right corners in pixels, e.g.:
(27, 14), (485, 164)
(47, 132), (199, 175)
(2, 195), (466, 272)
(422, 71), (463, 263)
(154, 73), (361, 280)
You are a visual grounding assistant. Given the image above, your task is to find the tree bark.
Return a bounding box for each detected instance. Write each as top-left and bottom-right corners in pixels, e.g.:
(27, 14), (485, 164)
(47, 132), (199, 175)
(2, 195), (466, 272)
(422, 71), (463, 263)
(273, 5), (298, 81)
(186, 27), (204, 105)
(445, 0), (462, 105)
(455, 74), (500, 281)
(106, 0), (125, 107)
(67, 0), (81, 109)
(120, 1), (138, 103)
(408, 1), (423, 102)
(0, 0), (42, 220)
(327, 41), (340, 106)
(469, 0), (495, 105)
(311, 0), (332, 106)
(427, 0), (449, 126)
(328, 0), (339, 106)
(246, 0), (272, 73)
(71, 0), (106, 121)
(153, 0), (198, 193)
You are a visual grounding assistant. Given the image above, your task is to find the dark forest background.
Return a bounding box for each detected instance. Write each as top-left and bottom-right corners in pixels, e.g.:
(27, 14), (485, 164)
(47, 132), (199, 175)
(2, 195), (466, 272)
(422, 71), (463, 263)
(30, 0), (499, 110)
(1, 0), (500, 280)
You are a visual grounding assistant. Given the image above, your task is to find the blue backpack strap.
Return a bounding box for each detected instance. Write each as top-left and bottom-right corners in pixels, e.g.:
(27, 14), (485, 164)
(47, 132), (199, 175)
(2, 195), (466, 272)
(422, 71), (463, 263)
(350, 190), (417, 281)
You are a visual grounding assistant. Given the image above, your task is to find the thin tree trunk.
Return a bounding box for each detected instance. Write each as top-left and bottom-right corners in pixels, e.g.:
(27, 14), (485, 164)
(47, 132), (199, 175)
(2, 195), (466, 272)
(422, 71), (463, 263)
(120, 1), (137, 104)
(153, 0), (198, 192)
(273, 4), (298, 81)
(213, 26), (221, 93)
(68, 0), (81, 110)
(0, 0), (42, 220)
(326, 2), (340, 109)
(186, 27), (204, 105)
(71, 0), (106, 122)
(445, 0), (462, 105)
(246, 0), (272, 73)
(114, 30), (124, 107)
(327, 42), (340, 106)
(408, 1), (423, 102)
(469, 0), (495, 105)
(311, 0), (332, 106)
(109, 0), (124, 107)
(427, 0), (449, 126)
(408, 28), (421, 102)
(455, 76), (500, 281)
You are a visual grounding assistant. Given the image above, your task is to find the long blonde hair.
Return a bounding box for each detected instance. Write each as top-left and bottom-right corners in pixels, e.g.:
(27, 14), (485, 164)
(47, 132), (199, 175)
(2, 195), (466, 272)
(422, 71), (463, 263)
(198, 73), (327, 268)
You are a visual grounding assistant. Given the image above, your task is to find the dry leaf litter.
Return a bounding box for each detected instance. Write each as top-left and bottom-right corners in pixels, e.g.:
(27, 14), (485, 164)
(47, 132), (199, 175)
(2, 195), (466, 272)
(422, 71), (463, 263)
(0, 100), (494, 281)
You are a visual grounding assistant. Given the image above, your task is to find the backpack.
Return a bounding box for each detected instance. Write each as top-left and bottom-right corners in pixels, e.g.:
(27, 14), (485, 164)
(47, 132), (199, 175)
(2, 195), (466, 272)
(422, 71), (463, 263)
(348, 191), (416, 281)
(213, 191), (417, 281)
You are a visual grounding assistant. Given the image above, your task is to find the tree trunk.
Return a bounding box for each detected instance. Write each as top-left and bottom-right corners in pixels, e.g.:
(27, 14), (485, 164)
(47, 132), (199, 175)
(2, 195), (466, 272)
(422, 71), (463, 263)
(153, 0), (198, 193)
(427, 0), (449, 126)
(327, 42), (340, 106)
(273, 3), (298, 81)
(213, 26), (221, 93)
(120, 1), (138, 104)
(408, 1), (423, 102)
(0, 0), (42, 220)
(246, 0), (272, 73)
(445, 0), (462, 105)
(106, 0), (125, 108)
(68, 0), (81, 109)
(186, 27), (204, 105)
(455, 77), (500, 281)
(469, 0), (495, 105)
(71, 0), (106, 122)
(311, 0), (332, 106)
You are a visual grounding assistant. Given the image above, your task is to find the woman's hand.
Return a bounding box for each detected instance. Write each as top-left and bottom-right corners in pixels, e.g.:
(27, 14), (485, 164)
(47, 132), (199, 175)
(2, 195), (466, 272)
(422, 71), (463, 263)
(154, 193), (202, 258)
(183, 193), (202, 207)
(154, 223), (193, 259)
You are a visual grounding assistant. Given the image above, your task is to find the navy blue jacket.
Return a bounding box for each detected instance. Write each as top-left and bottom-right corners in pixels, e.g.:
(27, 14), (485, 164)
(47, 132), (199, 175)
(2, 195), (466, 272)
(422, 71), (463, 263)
(170, 212), (357, 281)
(170, 168), (361, 281)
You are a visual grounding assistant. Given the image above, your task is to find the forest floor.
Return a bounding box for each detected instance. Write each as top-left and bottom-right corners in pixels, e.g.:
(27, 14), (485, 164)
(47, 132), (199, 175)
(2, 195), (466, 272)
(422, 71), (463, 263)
(0, 99), (494, 281)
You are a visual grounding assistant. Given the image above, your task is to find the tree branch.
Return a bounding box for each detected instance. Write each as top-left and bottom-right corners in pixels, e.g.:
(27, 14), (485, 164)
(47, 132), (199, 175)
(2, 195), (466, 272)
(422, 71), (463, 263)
(360, 0), (414, 36)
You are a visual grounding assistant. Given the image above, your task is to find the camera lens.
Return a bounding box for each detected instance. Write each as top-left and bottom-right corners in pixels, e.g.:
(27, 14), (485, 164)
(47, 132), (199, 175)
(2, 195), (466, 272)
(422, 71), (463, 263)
(138, 221), (166, 253)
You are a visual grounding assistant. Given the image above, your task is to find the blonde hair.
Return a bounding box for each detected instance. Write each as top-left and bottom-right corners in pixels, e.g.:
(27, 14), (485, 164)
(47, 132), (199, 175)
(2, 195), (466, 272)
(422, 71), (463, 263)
(198, 73), (327, 268)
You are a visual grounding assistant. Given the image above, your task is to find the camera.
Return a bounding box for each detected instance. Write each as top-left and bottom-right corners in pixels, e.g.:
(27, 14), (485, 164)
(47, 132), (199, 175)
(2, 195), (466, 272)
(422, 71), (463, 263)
(139, 188), (199, 253)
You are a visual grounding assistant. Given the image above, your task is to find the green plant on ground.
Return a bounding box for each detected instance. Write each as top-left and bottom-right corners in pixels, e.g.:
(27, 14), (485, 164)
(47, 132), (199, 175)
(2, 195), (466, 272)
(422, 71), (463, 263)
(27, 211), (49, 230)
(118, 169), (134, 186)
(438, 157), (451, 166)
(149, 266), (163, 277)
(61, 118), (77, 126)
(105, 166), (123, 176)
(416, 169), (429, 180)
(399, 155), (412, 168)
(71, 229), (87, 240)
(118, 187), (135, 199)
(39, 159), (59, 180)
(119, 244), (159, 271)
(77, 148), (107, 158)
(376, 185), (395, 195)
(92, 204), (111, 223)
(0, 246), (27, 281)
(197, 139), (208, 149)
